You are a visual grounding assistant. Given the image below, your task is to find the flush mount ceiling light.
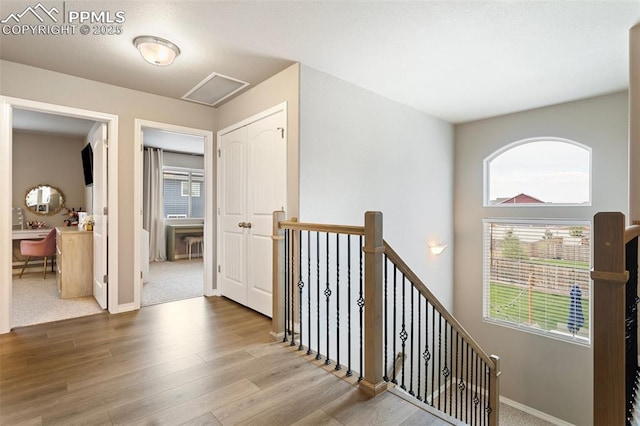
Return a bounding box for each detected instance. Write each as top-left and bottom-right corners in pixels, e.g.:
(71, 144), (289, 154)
(133, 36), (180, 66)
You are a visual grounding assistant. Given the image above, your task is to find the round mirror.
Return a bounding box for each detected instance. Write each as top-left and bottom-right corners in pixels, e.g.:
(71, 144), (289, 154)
(24, 184), (65, 216)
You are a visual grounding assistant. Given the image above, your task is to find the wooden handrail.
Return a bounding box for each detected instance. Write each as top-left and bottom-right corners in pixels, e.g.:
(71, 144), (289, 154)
(383, 241), (497, 369)
(625, 223), (640, 243)
(279, 220), (365, 235)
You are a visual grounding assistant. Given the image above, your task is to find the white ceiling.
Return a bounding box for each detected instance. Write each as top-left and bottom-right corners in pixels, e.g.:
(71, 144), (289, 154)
(12, 109), (96, 137)
(1, 1), (639, 123)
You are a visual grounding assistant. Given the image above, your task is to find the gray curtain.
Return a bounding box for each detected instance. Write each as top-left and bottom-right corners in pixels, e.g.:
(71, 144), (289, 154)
(143, 147), (166, 262)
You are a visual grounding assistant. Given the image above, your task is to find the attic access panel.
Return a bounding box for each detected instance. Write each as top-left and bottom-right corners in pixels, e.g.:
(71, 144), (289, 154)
(182, 72), (249, 107)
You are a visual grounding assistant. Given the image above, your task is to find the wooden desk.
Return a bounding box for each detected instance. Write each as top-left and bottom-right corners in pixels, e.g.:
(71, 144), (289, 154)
(166, 224), (204, 261)
(56, 227), (93, 298)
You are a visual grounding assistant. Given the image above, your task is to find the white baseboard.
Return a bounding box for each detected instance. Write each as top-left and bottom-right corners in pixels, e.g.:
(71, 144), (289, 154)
(500, 396), (575, 426)
(111, 302), (136, 314)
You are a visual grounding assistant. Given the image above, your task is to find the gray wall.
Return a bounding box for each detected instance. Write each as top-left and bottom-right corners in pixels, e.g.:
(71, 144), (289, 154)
(1, 60), (217, 307)
(454, 91), (629, 425)
(12, 131), (86, 228)
(299, 65), (455, 308)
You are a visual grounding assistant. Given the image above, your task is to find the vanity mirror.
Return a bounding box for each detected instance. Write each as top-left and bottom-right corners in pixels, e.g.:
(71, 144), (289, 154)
(24, 184), (65, 216)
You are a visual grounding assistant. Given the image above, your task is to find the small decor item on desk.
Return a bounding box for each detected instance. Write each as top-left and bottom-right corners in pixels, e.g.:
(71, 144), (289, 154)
(80, 215), (95, 231)
(62, 207), (83, 226)
(26, 220), (47, 229)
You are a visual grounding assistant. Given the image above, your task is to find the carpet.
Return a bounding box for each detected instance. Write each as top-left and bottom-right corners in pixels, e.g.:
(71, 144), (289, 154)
(12, 273), (103, 328)
(142, 259), (204, 307)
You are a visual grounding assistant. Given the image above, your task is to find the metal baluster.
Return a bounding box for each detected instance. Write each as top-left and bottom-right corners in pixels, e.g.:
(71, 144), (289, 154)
(437, 312), (442, 411)
(443, 317), (449, 413)
(347, 235), (353, 376)
(449, 323), (453, 416)
(417, 294), (422, 400)
(290, 229), (297, 348)
(358, 235), (364, 381)
(383, 256), (389, 382)
(483, 361), (488, 426)
(283, 229), (289, 343)
(400, 274), (407, 391)
(456, 331), (462, 421)
(409, 283), (415, 396)
(392, 265), (398, 384)
(465, 341), (470, 423)
(307, 231), (312, 355)
(486, 363), (492, 425)
(431, 302), (436, 406)
(316, 232), (321, 360)
(325, 232), (331, 365)
(298, 230), (304, 351)
(335, 233), (341, 370)
(474, 352), (480, 425)
(424, 300), (431, 404)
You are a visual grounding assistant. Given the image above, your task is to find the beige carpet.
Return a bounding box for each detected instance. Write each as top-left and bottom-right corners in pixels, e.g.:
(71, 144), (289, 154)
(12, 273), (103, 328)
(142, 259), (204, 306)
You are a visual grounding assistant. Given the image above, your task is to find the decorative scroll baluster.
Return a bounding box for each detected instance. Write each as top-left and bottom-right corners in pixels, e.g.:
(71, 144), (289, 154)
(475, 352), (480, 423)
(307, 231), (312, 355)
(347, 235), (353, 376)
(298, 230), (304, 351)
(449, 324), (453, 415)
(457, 331), (463, 419)
(424, 299), (431, 403)
(325, 232), (331, 365)
(466, 341), (470, 423)
(443, 317), (449, 412)
(358, 234), (364, 381)
(400, 274), (407, 390)
(431, 303), (436, 406)
(316, 232), (321, 360)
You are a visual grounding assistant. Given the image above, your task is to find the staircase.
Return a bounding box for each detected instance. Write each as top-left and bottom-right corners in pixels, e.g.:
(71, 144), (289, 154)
(271, 211), (500, 425)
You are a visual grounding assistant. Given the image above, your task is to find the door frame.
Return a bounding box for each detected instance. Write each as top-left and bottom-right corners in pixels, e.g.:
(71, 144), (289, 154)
(133, 119), (215, 308)
(216, 102), (288, 307)
(0, 96), (119, 334)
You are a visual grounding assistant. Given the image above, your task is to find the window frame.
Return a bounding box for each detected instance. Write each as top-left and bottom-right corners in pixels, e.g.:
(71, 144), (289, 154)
(162, 166), (205, 219)
(482, 217), (591, 346)
(483, 137), (593, 208)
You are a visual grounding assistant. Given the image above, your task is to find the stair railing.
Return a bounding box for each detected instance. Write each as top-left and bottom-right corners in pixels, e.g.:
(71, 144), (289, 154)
(592, 212), (640, 425)
(272, 210), (500, 425)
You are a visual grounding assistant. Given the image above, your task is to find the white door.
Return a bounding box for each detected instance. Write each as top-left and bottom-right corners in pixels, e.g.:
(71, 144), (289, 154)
(246, 112), (286, 317)
(91, 123), (108, 309)
(218, 108), (286, 317)
(219, 126), (248, 305)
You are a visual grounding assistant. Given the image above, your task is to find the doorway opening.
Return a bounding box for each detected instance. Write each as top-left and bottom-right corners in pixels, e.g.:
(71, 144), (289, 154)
(0, 97), (119, 333)
(133, 120), (214, 309)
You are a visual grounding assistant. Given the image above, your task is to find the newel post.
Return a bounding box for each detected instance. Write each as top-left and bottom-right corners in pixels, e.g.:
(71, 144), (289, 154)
(271, 210), (286, 340)
(591, 212), (627, 425)
(360, 211), (386, 397)
(489, 355), (500, 426)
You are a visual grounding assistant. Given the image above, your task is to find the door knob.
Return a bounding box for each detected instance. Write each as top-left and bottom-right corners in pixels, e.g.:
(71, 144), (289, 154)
(238, 222), (245, 228)
(245, 222), (252, 229)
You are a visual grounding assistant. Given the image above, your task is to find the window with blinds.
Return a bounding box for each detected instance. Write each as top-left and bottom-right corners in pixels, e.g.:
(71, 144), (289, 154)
(163, 168), (204, 218)
(483, 219), (591, 344)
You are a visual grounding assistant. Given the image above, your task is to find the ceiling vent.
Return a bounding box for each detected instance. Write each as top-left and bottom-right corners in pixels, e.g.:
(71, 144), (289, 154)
(182, 72), (250, 107)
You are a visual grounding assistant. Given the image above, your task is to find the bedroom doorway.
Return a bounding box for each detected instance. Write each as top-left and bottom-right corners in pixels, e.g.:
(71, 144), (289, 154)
(0, 97), (119, 333)
(133, 120), (214, 309)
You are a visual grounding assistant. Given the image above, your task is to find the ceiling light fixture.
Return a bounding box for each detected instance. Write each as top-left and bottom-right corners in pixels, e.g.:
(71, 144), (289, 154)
(133, 36), (180, 67)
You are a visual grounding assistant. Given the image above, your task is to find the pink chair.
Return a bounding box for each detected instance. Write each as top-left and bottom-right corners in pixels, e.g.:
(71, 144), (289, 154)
(19, 229), (57, 279)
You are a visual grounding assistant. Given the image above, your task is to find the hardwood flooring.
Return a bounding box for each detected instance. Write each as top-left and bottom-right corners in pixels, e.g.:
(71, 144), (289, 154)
(0, 296), (453, 425)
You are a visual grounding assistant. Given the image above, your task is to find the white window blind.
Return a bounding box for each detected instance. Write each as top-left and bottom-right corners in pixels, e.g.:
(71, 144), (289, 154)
(163, 168), (204, 218)
(483, 219), (591, 344)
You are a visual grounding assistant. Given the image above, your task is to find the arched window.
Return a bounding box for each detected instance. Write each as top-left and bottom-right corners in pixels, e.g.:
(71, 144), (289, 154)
(484, 138), (591, 206)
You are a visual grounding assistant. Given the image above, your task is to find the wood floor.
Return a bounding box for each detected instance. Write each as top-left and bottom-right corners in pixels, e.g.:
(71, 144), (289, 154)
(0, 296), (453, 425)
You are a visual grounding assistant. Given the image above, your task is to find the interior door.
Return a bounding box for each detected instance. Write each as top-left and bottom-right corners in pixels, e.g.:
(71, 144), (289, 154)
(92, 123), (108, 309)
(219, 126), (248, 305)
(246, 111), (286, 317)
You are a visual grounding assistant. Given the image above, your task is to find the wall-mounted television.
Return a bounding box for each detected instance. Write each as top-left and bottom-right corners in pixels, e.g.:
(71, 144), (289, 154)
(81, 143), (93, 186)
